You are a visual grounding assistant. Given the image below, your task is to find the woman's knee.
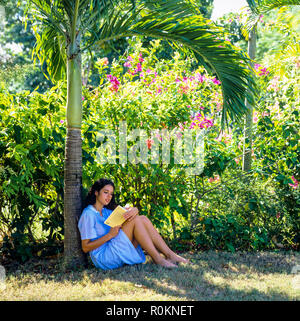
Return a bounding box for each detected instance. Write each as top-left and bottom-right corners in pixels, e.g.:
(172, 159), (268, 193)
(124, 215), (141, 226)
(140, 215), (153, 225)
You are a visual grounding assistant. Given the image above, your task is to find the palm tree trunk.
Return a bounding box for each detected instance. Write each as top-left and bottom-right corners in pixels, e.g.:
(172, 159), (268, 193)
(63, 40), (85, 268)
(242, 28), (256, 172)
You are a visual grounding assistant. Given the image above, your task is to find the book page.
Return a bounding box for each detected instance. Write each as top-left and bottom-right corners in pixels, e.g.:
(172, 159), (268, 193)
(104, 205), (127, 227)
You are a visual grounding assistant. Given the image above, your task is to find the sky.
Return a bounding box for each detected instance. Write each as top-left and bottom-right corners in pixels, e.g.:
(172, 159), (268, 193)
(211, 0), (248, 20)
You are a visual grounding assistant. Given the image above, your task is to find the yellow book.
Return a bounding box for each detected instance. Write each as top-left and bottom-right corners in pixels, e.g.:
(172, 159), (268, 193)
(104, 205), (127, 227)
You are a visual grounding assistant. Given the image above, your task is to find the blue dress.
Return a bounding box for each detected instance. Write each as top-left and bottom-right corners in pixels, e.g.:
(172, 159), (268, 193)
(78, 205), (146, 270)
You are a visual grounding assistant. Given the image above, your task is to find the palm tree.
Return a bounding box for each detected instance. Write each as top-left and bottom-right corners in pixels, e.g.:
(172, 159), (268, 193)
(26, 0), (256, 267)
(242, 0), (300, 172)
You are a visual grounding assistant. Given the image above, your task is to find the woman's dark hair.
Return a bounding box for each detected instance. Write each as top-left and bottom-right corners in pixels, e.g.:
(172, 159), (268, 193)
(83, 178), (118, 211)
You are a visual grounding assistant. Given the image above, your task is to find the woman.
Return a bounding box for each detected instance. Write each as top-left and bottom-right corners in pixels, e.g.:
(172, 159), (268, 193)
(78, 178), (189, 270)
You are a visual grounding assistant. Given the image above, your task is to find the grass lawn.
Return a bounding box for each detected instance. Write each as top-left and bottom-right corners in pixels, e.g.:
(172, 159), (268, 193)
(1, 250), (299, 301)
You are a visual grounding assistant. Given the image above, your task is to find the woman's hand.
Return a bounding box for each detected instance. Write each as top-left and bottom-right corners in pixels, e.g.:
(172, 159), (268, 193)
(123, 207), (139, 222)
(108, 225), (121, 238)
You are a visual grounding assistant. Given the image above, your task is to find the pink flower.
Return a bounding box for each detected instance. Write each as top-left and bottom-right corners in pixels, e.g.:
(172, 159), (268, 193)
(107, 74), (120, 92)
(255, 64), (269, 76)
(124, 61), (132, 68)
(136, 63), (142, 72)
(155, 132), (162, 142)
(212, 77), (221, 85)
(254, 63), (261, 70)
(127, 56), (133, 61)
(259, 14), (264, 23)
(234, 158), (239, 164)
(190, 122), (196, 129)
(276, 212), (281, 219)
(82, 96), (85, 101)
(178, 123), (184, 130)
(253, 111), (259, 123)
(60, 120), (64, 124)
(195, 73), (205, 83)
(102, 57), (109, 65)
(139, 53), (144, 63)
(289, 176), (299, 189)
(259, 68), (269, 76)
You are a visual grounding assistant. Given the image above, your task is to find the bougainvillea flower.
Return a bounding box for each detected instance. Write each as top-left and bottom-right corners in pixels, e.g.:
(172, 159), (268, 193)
(212, 77), (221, 85)
(124, 61), (131, 68)
(107, 74), (120, 92)
(289, 176), (299, 189)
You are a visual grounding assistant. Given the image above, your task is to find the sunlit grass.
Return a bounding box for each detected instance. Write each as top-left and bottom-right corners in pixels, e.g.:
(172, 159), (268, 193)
(1, 251), (299, 301)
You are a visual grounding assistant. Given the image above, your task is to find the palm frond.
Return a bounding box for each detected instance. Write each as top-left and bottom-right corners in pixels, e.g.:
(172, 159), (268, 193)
(246, 0), (300, 14)
(32, 23), (67, 81)
(94, 2), (257, 127)
(243, 0), (300, 40)
(29, 0), (70, 35)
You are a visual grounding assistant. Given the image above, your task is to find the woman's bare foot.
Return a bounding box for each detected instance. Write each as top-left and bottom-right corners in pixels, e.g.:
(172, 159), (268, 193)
(156, 258), (178, 268)
(167, 253), (190, 264)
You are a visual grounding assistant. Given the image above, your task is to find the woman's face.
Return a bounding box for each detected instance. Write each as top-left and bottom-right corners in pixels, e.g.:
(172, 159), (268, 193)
(95, 184), (114, 206)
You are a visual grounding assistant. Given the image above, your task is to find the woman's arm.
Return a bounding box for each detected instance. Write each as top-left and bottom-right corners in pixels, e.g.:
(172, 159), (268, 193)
(81, 226), (121, 253)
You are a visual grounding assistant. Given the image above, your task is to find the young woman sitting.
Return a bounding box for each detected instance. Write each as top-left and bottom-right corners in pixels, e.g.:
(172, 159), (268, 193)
(78, 178), (190, 270)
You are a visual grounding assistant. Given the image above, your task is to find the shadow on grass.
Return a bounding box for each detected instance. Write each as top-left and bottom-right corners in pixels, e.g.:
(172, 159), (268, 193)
(2, 250), (299, 301)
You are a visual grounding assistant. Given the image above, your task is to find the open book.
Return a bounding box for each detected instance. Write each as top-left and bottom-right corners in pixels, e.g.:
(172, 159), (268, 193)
(104, 205), (128, 227)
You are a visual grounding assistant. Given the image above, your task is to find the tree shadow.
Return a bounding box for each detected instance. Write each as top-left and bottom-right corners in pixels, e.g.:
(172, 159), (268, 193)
(2, 250), (299, 301)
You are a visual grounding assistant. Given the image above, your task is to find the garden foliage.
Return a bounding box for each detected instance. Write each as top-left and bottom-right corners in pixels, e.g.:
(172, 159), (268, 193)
(0, 39), (299, 261)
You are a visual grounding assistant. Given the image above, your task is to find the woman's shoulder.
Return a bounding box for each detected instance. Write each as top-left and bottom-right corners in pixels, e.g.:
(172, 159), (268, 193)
(80, 205), (98, 219)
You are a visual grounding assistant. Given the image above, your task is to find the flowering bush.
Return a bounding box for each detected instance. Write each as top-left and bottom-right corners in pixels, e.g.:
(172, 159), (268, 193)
(1, 38), (299, 261)
(81, 39), (234, 236)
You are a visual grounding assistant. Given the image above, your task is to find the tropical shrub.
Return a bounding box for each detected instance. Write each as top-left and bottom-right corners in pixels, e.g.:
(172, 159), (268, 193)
(0, 83), (66, 261)
(1, 39), (299, 261)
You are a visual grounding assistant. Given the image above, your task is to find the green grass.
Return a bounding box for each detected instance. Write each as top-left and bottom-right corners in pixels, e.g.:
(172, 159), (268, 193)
(1, 251), (299, 301)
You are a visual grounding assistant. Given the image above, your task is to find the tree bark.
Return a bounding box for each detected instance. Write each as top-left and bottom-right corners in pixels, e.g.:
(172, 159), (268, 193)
(63, 39), (85, 268)
(242, 28), (256, 172)
(64, 127), (85, 267)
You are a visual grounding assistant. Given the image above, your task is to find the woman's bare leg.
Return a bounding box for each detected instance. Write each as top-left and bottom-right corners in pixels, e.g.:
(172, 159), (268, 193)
(139, 216), (190, 264)
(121, 216), (177, 268)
